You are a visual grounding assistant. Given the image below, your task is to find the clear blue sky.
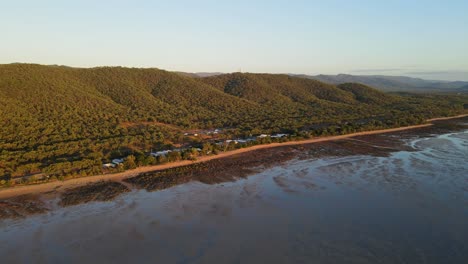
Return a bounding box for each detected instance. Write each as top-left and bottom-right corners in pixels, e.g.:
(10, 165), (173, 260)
(1, 0), (468, 80)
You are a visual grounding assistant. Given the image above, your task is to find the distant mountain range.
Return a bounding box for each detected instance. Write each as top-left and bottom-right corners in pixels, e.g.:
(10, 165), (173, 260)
(179, 72), (468, 93)
(174, 72), (224, 78)
(292, 74), (468, 93)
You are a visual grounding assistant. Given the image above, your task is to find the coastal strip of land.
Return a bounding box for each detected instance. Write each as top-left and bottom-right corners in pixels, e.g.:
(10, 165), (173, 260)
(0, 114), (467, 199)
(427, 114), (468, 121)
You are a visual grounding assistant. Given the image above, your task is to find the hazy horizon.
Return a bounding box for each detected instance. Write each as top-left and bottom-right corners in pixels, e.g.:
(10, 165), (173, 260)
(1, 0), (468, 81)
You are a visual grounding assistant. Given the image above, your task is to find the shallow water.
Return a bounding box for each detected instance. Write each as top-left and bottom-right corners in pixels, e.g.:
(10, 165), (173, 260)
(1, 127), (467, 263)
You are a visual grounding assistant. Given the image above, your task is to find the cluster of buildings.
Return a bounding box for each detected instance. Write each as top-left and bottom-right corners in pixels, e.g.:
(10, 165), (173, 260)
(184, 128), (221, 137)
(216, 133), (289, 146)
(102, 132), (289, 169)
(103, 148), (203, 169)
(149, 147), (202, 157)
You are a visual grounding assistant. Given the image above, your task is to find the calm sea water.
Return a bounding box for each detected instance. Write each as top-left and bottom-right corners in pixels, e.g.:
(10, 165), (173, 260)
(1, 127), (467, 263)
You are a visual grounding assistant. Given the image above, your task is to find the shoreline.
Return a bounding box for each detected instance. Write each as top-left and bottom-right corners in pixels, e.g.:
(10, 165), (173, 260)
(1, 113), (467, 199)
(426, 114), (468, 121)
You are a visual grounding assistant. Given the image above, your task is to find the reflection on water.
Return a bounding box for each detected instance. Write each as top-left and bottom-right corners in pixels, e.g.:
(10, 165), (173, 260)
(0, 123), (467, 263)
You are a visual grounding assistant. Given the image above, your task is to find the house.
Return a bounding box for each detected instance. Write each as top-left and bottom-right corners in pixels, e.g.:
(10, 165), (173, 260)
(226, 139), (243, 144)
(183, 132), (199, 136)
(150, 150), (172, 157)
(208, 129), (220, 135)
(257, 134), (270, 138)
(271, 133), (288, 138)
(112, 158), (124, 165)
(103, 163), (116, 168)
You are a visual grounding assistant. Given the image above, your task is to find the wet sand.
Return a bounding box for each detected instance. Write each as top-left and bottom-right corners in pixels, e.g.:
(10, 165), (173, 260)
(2, 114), (466, 200)
(59, 181), (131, 207)
(0, 194), (48, 219)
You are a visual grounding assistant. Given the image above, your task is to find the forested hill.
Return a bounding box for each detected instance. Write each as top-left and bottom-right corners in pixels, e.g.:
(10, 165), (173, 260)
(0, 63), (467, 181)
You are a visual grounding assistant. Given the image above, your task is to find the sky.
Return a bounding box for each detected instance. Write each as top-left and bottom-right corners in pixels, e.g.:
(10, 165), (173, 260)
(1, 0), (468, 81)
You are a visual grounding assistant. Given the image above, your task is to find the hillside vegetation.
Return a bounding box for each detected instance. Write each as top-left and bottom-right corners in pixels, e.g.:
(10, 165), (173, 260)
(0, 63), (467, 181)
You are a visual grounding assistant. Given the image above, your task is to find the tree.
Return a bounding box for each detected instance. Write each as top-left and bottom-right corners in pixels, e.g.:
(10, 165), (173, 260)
(167, 151), (182, 162)
(124, 155), (137, 169)
(202, 143), (213, 155)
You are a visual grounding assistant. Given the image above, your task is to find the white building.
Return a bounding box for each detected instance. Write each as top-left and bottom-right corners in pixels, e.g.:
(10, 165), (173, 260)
(103, 163), (116, 168)
(150, 150), (172, 157)
(271, 133), (288, 138)
(112, 158), (124, 165)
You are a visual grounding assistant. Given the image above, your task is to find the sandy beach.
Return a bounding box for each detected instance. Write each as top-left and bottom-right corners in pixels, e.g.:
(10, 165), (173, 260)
(0, 114), (466, 199)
